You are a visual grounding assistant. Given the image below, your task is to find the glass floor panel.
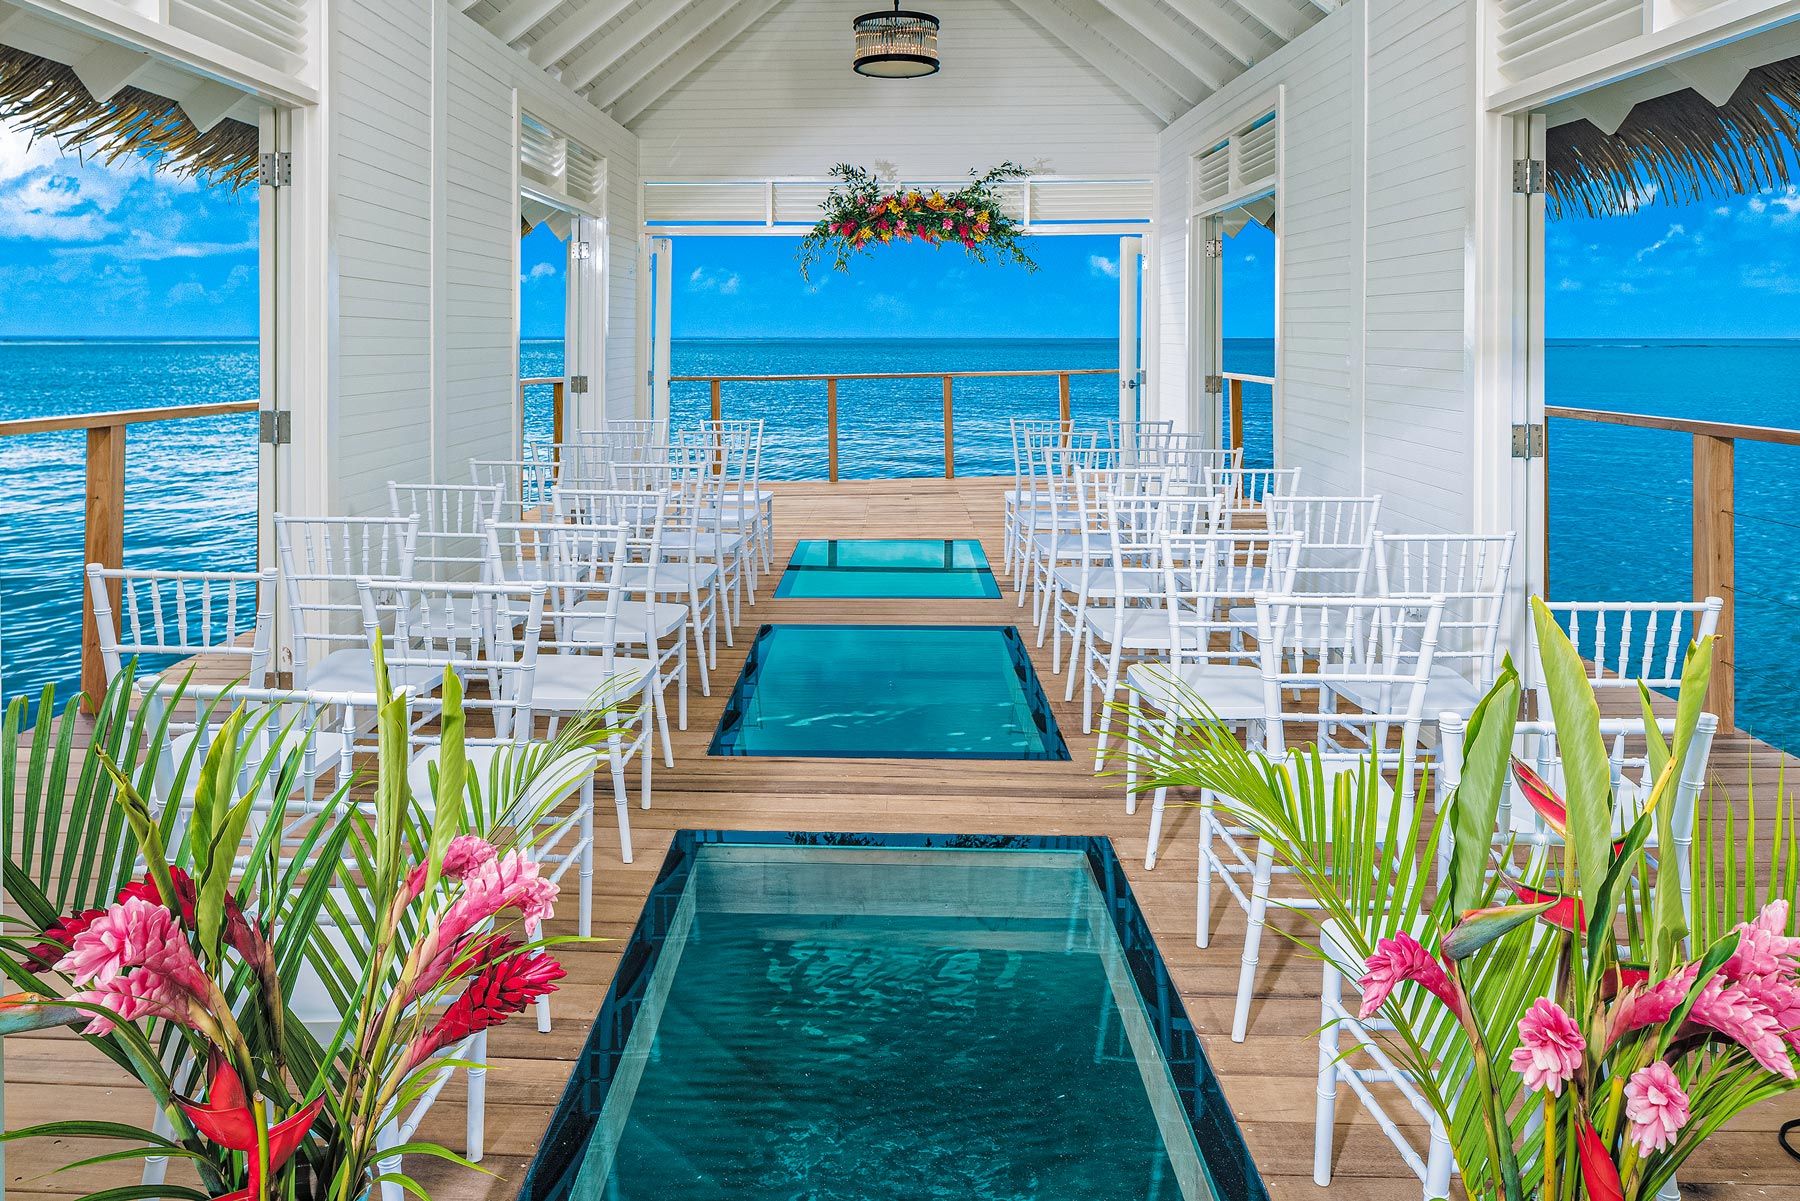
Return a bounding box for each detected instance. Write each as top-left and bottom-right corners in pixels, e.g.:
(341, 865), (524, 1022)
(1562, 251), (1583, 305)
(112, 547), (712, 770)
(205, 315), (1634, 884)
(775, 538), (1002, 599)
(519, 834), (1266, 1201)
(709, 624), (1069, 760)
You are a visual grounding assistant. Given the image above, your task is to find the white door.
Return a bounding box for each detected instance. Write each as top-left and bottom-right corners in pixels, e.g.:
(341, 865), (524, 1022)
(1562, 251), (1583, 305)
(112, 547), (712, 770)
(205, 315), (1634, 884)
(1117, 235), (1146, 428)
(639, 236), (673, 429)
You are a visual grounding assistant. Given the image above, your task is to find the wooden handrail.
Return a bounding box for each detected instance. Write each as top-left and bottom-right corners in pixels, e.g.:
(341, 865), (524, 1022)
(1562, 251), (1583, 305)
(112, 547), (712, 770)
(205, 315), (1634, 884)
(1221, 371), (1277, 386)
(1544, 404), (1800, 731)
(686, 367), (1114, 482)
(0, 399), (262, 709)
(519, 376), (567, 461)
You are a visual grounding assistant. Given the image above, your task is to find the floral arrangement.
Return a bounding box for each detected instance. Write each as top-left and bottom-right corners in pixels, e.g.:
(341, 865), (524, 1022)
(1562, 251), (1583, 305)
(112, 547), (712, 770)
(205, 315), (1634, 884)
(1127, 597), (1800, 1201)
(0, 657), (615, 1201)
(797, 161), (1037, 279)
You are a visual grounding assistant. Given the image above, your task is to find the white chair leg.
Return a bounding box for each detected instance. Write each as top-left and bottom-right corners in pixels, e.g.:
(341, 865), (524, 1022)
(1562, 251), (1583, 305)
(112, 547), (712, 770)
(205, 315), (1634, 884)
(1196, 799), (1214, 948)
(1425, 1117), (1455, 1200)
(579, 778), (597, 927)
(142, 1105), (175, 1186)
(638, 705), (655, 811)
(1091, 650), (1121, 770)
(376, 1120), (404, 1201)
(1123, 691), (1140, 815)
(1146, 784), (1168, 870)
(1314, 955), (1342, 1186)
(676, 644), (690, 729)
(465, 1029), (488, 1161)
(1232, 841), (1277, 1042)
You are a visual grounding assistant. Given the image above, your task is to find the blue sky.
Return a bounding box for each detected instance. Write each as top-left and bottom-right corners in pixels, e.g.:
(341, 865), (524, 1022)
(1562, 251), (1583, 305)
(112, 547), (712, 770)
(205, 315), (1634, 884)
(5, 110), (1800, 342)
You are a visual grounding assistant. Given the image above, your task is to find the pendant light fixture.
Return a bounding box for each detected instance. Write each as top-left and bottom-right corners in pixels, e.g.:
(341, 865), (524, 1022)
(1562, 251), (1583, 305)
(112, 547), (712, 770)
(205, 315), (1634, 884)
(852, 1), (940, 78)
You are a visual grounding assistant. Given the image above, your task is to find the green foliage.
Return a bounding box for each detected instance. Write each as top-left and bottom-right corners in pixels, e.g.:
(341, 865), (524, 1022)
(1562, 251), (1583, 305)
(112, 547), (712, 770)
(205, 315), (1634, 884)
(797, 162), (1039, 279)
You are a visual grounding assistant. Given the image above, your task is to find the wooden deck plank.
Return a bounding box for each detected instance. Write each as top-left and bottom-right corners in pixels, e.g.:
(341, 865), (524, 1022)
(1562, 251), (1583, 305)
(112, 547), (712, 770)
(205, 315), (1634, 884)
(7, 475), (1798, 1201)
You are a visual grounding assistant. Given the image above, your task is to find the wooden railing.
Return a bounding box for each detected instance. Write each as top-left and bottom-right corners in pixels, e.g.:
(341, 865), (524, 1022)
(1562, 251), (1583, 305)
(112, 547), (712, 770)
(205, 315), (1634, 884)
(669, 368), (1119, 482)
(1221, 371), (1275, 451)
(1545, 405), (1800, 731)
(0, 400), (261, 708)
(519, 375), (566, 452)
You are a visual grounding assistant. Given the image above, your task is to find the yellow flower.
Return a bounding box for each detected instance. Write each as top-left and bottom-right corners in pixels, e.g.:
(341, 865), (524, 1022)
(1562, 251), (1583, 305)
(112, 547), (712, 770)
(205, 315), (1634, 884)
(927, 191), (946, 210)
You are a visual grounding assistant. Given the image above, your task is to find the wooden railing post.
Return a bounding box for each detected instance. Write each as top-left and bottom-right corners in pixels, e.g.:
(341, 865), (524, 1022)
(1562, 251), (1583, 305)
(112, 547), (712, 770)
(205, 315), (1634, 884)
(826, 378), (839, 483)
(709, 377), (722, 424)
(551, 380), (565, 475)
(1058, 372), (1071, 437)
(80, 422), (125, 710)
(709, 378), (724, 475)
(1693, 433), (1735, 730)
(942, 375), (955, 479)
(1229, 378), (1244, 450)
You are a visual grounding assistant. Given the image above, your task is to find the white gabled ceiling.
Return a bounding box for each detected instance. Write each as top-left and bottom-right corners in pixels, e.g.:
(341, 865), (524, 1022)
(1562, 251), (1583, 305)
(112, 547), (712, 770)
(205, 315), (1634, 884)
(459, 0), (1332, 129)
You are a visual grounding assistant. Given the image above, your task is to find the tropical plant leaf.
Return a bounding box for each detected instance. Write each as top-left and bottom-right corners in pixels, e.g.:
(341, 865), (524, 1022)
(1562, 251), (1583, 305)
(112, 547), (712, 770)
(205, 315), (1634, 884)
(1450, 660), (1521, 913)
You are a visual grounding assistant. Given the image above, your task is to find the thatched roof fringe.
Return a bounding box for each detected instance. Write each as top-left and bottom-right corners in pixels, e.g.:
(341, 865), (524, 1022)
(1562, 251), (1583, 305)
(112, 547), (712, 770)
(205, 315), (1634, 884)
(1548, 55), (1800, 219)
(0, 45), (258, 190)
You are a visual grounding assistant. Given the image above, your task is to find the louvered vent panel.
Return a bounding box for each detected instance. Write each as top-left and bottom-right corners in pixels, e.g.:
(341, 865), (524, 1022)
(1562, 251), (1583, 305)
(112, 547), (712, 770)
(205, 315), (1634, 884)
(1194, 147), (1231, 206)
(643, 182), (769, 223)
(1234, 120), (1278, 190)
(169, 0), (306, 73)
(565, 143), (604, 207)
(1497, 0), (1643, 82)
(1027, 179), (1152, 223)
(521, 113), (604, 218)
(773, 182), (831, 224)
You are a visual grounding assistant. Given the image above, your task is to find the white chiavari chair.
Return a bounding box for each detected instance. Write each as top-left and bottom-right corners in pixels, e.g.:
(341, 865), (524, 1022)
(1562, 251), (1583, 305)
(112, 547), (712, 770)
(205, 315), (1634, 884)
(1210, 595), (1443, 1042)
(1026, 441), (1107, 627)
(1004, 419), (1073, 581)
(1045, 465), (1170, 668)
(470, 457), (556, 515)
(609, 457), (724, 669)
(275, 515), (425, 693)
(1106, 418), (1175, 466)
(1365, 531), (1516, 722)
(1208, 465), (1304, 529)
(698, 418), (773, 574)
(1535, 598), (1722, 710)
(1125, 526), (1301, 858)
(389, 481), (504, 584)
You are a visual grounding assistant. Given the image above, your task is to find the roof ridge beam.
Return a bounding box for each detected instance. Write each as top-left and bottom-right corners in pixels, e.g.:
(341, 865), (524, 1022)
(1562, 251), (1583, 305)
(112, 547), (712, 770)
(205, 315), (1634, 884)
(999, 0), (1195, 124)
(1088, 0), (1240, 88)
(564, 0), (702, 94)
(599, 0), (787, 120)
(529, 0), (634, 68)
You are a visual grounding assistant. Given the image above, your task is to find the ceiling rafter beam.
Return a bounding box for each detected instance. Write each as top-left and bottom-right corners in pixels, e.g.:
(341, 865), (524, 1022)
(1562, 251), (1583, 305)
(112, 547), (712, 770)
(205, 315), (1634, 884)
(600, 0), (786, 121)
(175, 77), (245, 132)
(529, 0), (634, 69)
(1052, 0), (1209, 108)
(1088, 0), (1239, 88)
(71, 40), (152, 102)
(1174, 0), (1307, 44)
(999, 0), (1195, 124)
(491, 0), (569, 47)
(564, 0), (702, 94)
(1152, 0), (1264, 64)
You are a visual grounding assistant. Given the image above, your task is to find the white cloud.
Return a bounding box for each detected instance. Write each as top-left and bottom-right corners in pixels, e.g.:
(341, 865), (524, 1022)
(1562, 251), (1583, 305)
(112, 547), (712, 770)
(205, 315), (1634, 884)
(520, 261), (558, 283)
(1557, 278), (1582, 292)
(686, 266), (740, 294)
(1089, 254), (1119, 279)
(56, 230), (256, 260)
(1635, 223), (1684, 260)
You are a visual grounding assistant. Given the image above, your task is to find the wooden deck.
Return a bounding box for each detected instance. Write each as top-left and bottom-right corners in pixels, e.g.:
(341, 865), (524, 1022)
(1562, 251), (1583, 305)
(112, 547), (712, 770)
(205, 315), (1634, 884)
(7, 476), (1800, 1201)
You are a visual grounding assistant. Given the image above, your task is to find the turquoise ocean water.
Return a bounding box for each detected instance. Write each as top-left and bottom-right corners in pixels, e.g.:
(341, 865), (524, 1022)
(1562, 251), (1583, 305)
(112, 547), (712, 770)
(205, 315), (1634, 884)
(2, 337), (1795, 750)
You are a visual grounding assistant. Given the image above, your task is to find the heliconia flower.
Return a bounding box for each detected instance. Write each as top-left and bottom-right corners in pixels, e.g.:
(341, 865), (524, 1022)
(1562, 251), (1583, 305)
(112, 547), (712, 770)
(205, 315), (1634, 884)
(404, 947), (565, 1072)
(400, 835), (500, 904)
(1723, 900), (1800, 982)
(55, 896), (209, 994)
(1512, 758), (1569, 835)
(1689, 976), (1796, 1078)
(70, 968), (198, 1036)
(1356, 932), (1463, 1019)
(177, 1055), (324, 1201)
(1506, 877), (1586, 933)
(26, 906), (107, 969)
(1510, 997), (1586, 1095)
(1608, 963), (1701, 1048)
(1624, 1061), (1691, 1155)
(1578, 1121), (1625, 1201)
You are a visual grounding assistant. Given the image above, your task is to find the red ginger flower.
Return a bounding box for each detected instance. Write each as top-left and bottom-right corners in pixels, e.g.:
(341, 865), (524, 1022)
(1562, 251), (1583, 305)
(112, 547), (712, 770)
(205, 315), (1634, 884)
(405, 947), (565, 1071)
(27, 906), (107, 969)
(1578, 1121), (1625, 1201)
(177, 1055), (324, 1201)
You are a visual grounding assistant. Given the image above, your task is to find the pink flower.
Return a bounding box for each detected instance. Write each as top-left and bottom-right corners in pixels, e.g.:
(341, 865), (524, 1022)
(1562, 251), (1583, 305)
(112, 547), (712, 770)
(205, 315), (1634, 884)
(1690, 976), (1796, 1078)
(1510, 997), (1586, 1094)
(1608, 963), (1701, 1047)
(72, 969), (196, 1036)
(1356, 933), (1462, 1019)
(54, 897), (208, 995)
(1724, 900), (1800, 982)
(401, 836), (499, 904)
(1624, 1061), (1690, 1154)
(411, 854), (559, 999)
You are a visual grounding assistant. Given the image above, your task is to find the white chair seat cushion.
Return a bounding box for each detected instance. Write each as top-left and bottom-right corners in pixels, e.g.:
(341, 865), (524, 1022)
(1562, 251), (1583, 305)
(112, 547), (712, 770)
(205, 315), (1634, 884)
(1125, 661), (1264, 721)
(569, 598), (689, 643)
(304, 648), (441, 695)
(529, 652), (656, 710)
(407, 741), (601, 820)
(619, 562), (719, 592)
(1054, 566), (1161, 597)
(1083, 608), (1194, 651)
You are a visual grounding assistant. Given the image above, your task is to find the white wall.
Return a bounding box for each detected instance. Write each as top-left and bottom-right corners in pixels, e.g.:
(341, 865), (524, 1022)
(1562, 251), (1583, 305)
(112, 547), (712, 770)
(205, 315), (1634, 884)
(320, 0), (639, 516)
(1154, 0), (1486, 534)
(633, 0), (1161, 180)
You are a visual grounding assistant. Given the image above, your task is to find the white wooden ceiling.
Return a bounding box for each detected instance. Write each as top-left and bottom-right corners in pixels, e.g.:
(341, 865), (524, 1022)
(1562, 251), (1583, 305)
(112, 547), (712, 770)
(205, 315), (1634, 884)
(456, 0), (1335, 128)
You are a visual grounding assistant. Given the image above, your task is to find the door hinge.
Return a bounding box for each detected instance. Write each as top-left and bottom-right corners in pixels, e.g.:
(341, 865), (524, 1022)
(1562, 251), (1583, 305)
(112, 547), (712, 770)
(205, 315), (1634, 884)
(1512, 158), (1545, 195)
(259, 151), (291, 188)
(1203, 374), (1224, 395)
(1203, 237), (1223, 259)
(259, 409), (292, 446)
(572, 240), (593, 261)
(570, 375), (590, 394)
(1511, 422), (1545, 459)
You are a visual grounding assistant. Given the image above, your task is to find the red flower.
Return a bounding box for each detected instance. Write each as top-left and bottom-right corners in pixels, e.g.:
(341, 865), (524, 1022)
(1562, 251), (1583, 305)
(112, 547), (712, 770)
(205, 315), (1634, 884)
(27, 906), (107, 969)
(1507, 877), (1586, 932)
(405, 947), (565, 1071)
(120, 868), (270, 970)
(177, 1054), (324, 1201)
(1578, 1122), (1625, 1201)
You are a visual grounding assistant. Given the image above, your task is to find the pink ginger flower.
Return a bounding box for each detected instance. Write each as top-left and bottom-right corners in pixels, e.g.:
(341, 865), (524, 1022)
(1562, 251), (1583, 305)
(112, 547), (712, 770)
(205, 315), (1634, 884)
(1608, 963), (1701, 1047)
(411, 853), (559, 999)
(74, 969), (196, 1036)
(1690, 976), (1796, 1078)
(54, 897), (209, 995)
(1510, 997), (1586, 1095)
(1734, 971), (1800, 1050)
(1723, 900), (1800, 982)
(1623, 1061), (1691, 1154)
(1357, 932), (1462, 1019)
(401, 835), (500, 904)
